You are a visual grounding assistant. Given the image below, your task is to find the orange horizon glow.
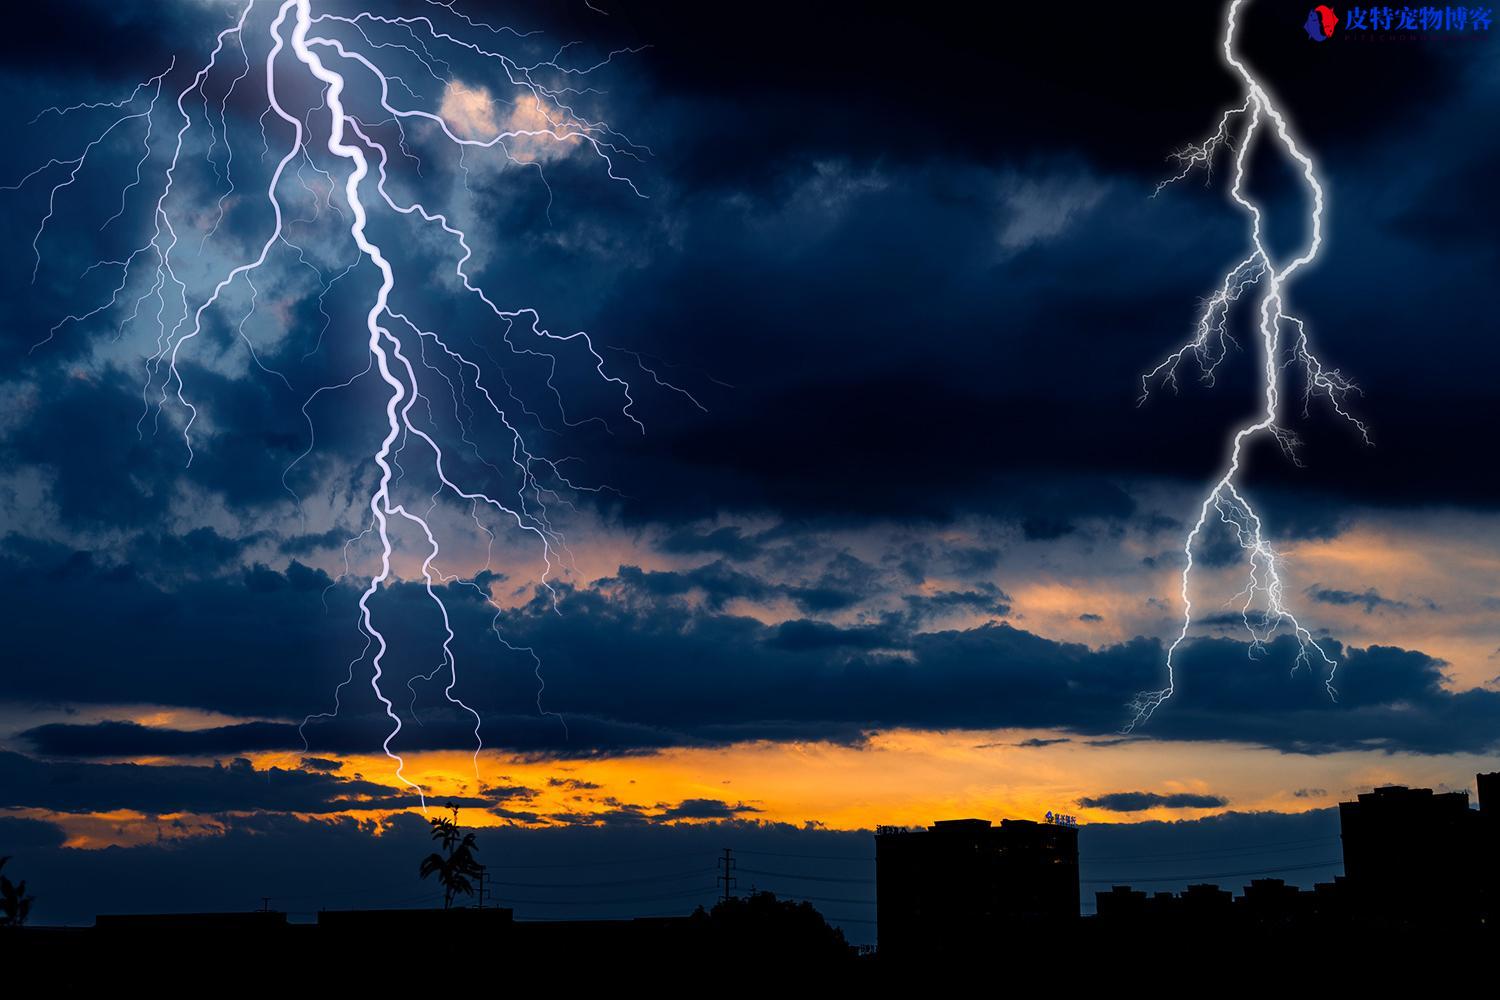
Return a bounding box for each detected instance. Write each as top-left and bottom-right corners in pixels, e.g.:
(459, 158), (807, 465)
(18, 727), (1497, 850)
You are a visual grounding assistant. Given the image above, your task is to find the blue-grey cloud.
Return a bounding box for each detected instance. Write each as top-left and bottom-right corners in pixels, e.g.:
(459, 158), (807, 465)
(8, 544), (1500, 760)
(0, 751), (493, 815)
(1078, 791), (1229, 812)
(1307, 585), (1412, 615)
(655, 798), (760, 821)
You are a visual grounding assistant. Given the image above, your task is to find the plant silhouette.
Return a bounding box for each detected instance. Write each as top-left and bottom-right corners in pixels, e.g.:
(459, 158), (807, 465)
(0, 857), (35, 928)
(418, 804), (486, 910)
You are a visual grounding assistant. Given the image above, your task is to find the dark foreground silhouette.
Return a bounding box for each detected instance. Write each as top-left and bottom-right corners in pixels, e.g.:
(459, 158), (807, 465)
(9, 773), (1497, 982)
(13, 893), (1495, 985)
(13, 891), (861, 982)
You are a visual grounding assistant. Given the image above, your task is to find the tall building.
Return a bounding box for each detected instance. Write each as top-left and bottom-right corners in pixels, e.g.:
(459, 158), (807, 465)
(1479, 771), (1500, 924)
(1478, 771), (1500, 815)
(876, 817), (1079, 958)
(1338, 783), (1482, 925)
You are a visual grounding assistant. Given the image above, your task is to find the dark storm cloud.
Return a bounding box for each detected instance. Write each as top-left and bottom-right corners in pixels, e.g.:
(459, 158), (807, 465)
(3, 0), (1495, 543)
(7, 545), (1500, 760)
(947, 547), (1002, 575)
(128, 528), (266, 579)
(1, 367), (347, 531)
(1197, 610), (1261, 631)
(0, 4), (1488, 945)
(610, 559), (874, 615)
(1014, 737), (1072, 749)
(525, 3), (1500, 525)
(901, 586), (1012, 624)
(1307, 585), (1413, 614)
(481, 784), (539, 802)
(0, 0), (230, 88)
(657, 526), (764, 561)
(766, 619), (897, 652)
(0, 751), (492, 815)
(611, 562), (772, 610)
(491, 587), (1500, 756)
(0, 540), (364, 721)
(1078, 791), (1230, 812)
(654, 798), (760, 821)
(594, 0), (1465, 187)
(21, 720), (299, 757)
(535, 793), (761, 828)
(1387, 152), (1500, 254)
(0, 816), (67, 852)
(19, 712), (686, 760)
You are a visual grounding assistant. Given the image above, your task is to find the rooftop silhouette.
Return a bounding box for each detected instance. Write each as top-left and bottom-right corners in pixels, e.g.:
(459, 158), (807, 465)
(876, 817), (1079, 958)
(7, 772), (1497, 977)
(1089, 771), (1500, 938)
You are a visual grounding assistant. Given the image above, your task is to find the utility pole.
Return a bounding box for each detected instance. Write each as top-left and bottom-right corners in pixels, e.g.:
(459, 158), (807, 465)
(717, 848), (736, 903)
(260, 897), (271, 913)
(477, 870), (485, 910)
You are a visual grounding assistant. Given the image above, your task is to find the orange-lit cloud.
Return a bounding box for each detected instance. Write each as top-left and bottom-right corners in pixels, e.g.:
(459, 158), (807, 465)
(439, 82), (582, 164)
(25, 728), (1493, 850)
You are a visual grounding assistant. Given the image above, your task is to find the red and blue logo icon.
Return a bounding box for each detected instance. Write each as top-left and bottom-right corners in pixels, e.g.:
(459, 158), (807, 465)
(1305, 4), (1341, 39)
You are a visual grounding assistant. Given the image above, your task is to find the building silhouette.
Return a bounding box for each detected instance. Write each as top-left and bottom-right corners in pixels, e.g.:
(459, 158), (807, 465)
(1482, 770), (1500, 923)
(1094, 771), (1500, 935)
(35, 891), (856, 979)
(1238, 876), (1305, 926)
(876, 817), (1078, 958)
(16, 772), (1500, 977)
(1340, 781), (1484, 926)
(1094, 884), (1146, 921)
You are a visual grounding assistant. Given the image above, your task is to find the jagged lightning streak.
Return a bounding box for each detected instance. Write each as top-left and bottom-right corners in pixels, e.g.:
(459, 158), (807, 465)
(5, 0), (683, 808)
(1129, 0), (1367, 730)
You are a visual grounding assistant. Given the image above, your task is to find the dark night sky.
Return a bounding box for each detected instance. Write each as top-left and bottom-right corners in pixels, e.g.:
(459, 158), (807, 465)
(0, 1), (1496, 937)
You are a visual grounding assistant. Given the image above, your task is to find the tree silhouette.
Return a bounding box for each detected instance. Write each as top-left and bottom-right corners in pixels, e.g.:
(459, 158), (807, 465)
(418, 804), (486, 910)
(0, 857), (35, 928)
(691, 890), (852, 961)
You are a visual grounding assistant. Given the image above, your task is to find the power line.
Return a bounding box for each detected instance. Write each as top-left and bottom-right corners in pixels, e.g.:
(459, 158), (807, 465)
(484, 851), (720, 871)
(718, 848), (736, 904)
(735, 849), (874, 863)
(1081, 859), (1342, 885)
(486, 869), (715, 890)
(1084, 836), (1340, 864)
(746, 891), (873, 907)
(268, 837), (1346, 916)
(744, 863), (1344, 899)
(730, 835), (1342, 868)
(495, 885), (718, 907)
(822, 914), (877, 925)
(519, 908), (712, 922)
(736, 867), (873, 884)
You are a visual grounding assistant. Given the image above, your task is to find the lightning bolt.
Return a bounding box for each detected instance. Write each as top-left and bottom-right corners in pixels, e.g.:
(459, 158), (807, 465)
(5, 0), (684, 808)
(1129, 0), (1368, 730)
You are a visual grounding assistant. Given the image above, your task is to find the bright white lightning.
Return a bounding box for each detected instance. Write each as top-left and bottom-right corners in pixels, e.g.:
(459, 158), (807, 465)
(1129, 0), (1368, 730)
(5, 0), (675, 806)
